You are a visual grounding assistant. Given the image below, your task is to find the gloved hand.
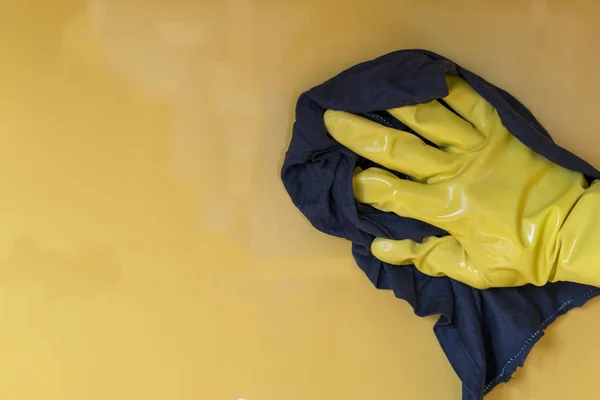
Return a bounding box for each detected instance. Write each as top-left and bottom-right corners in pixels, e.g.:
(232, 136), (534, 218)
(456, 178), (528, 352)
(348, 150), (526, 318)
(324, 76), (600, 289)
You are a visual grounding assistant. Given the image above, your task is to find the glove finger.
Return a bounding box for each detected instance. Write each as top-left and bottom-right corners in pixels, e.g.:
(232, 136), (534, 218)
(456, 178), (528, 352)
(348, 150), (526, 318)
(353, 168), (449, 227)
(442, 75), (501, 137)
(371, 236), (491, 289)
(324, 110), (463, 182)
(387, 100), (484, 151)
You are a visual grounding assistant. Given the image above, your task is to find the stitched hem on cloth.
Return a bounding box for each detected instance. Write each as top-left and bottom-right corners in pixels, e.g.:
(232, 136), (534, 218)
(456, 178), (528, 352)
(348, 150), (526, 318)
(483, 287), (600, 395)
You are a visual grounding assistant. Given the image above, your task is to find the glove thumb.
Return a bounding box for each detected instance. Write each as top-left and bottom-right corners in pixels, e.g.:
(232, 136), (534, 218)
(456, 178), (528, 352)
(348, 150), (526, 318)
(371, 236), (490, 289)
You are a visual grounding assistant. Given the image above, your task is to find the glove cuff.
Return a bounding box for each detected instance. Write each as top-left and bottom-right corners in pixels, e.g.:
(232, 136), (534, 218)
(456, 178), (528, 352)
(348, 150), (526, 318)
(553, 180), (600, 286)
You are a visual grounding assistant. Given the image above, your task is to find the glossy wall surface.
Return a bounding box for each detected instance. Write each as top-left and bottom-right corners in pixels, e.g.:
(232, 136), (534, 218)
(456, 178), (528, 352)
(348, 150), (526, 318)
(1, 1), (599, 399)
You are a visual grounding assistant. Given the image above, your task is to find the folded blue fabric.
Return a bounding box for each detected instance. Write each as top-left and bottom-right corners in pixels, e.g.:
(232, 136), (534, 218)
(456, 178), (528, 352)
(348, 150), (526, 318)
(281, 49), (600, 399)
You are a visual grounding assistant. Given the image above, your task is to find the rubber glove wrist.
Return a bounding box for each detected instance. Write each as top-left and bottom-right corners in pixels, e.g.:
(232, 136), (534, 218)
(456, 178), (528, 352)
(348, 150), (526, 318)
(552, 180), (600, 286)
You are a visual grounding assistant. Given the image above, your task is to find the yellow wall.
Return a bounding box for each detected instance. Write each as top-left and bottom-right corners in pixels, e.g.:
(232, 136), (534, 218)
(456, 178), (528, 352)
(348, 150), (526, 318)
(1, 1), (599, 399)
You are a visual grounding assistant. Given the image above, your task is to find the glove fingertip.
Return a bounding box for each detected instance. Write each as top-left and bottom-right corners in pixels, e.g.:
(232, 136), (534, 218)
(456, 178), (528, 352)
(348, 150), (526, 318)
(371, 237), (414, 265)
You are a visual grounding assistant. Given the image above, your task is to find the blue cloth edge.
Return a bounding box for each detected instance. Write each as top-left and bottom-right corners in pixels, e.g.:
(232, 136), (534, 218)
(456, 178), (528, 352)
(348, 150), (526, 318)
(483, 287), (600, 394)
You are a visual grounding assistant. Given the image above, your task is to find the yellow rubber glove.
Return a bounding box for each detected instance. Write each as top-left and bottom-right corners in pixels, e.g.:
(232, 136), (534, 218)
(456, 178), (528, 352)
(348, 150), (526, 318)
(324, 76), (600, 289)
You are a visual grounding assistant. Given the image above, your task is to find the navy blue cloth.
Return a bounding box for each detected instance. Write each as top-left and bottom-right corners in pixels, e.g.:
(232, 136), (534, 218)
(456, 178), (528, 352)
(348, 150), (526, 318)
(281, 49), (600, 399)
